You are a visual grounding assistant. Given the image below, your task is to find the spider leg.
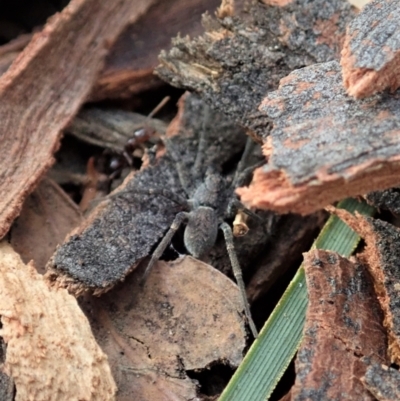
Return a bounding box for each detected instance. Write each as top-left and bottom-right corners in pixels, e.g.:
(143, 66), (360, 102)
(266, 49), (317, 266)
(140, 211), (189, 286)
(231, 136), (256, 189)
(192, 106), (210, 180)
(220, 222), (258, 338)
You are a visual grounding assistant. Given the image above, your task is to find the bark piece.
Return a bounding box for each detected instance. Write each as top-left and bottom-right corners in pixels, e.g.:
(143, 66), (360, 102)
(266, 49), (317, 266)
(67, 108), (167, 153)
(365, 187), (400, 215)
(0, 0), (156, 241)
(9, 178), (82, 274)
(288, 249), (387, 401)
(47, 94), (247, 294)
(327, 207), (400, 364)
(363, 364), (400, 401)
(91, 0), (221, 100)
(0, 241), (116, 401)
(341, 0), (400, 98)
(157, 0), (355, 138)
(84, 257), (246, 400)
(247, 211), (325, 303)
(237, 61), (400, 214)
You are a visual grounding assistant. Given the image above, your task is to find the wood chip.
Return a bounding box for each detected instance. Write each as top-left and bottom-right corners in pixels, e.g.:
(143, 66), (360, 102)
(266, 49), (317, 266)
(362, 364), (400, 401)
(83, 257), (246, 400)
(9, 178), (82, 274)
(0, 242), (116, 401)
(326, 206), (400, 365)
(237, 61), (400, 214)
(0, 0), (156, 241)
(341, 0), (400, 98)
(157, 0), (355, 138)
(288, 249), (388, 400)
(91, 0), (221, 100)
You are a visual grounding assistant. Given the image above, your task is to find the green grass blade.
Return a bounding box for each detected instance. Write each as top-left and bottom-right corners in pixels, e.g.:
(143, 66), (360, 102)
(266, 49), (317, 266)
(219, 198), (375, 401)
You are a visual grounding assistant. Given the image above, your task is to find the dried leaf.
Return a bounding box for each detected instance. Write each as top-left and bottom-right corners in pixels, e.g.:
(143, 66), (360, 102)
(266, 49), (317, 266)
(157, 0), (355, 138)
(9, 178), (82, 273)
(237, 61), (400, 214)
(362, 364), (400, 401)
(48, 94), (247, 293)
(287, 249), (387, 400)
(84, 257), (246, 400)
(0, 242), (116, 401)
(0, 0), (157, 240)
(326, 207), (400, 365)
(341, 0), (400, 98)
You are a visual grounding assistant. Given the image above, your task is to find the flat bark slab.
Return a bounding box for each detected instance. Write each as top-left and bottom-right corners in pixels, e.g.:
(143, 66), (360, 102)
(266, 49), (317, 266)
(327, 207), (400, 365)
(84, 257), (246, 400)
(0, 0), (156, 241)
(157, 0), (355, 138)
(363, 364), (400, 401)
(341, 0), (400, 98)
(287, 249), (387, 401)
(238, 61), (400, 214)
(47, 94), (247, 293)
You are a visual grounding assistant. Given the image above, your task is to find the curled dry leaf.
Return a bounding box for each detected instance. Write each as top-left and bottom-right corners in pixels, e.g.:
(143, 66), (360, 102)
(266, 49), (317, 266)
(341, 0), (400, 98)
(287, 249), (387, 401)
(237, 61), (400, 214)
(0, 0), (156, 241)
(9, 178), (82, 274)
(326, 206), (400, 364)
(157, 0), (355, 138)
(84, 257), (246, 401)
(0, 242), (116, 401)
(362, 364), (400, 401)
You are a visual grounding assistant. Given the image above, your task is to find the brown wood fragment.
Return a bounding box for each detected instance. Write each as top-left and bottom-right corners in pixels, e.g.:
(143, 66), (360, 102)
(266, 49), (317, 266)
(326, 207), (400, 365)
(91, 0), (221, 100)
(157, 0), (355, 138)
(288, 249), (388, 401)
(9, 178), (82, 274)
(237, 61), (400, 214)
(0, 242), (116, 401)
(365, 187), (400, 215)
(84, 257), (246, 400)
(341, 0), (400, 98)
(0, 0), (156, 241)
(363, 364), (400, 401)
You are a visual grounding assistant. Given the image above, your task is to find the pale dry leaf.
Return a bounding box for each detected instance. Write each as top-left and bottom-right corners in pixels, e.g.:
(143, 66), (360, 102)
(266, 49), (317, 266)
(0, 242), (116, 401)
(84, 257), (247, 400)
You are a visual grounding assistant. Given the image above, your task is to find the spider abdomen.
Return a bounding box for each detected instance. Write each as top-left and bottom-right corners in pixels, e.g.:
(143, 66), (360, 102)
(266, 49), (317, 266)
(184, 206), (218, 258)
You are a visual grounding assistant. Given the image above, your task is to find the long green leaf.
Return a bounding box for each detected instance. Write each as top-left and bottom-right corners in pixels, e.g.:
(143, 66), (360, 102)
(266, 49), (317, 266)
(219, 198), (374, 401)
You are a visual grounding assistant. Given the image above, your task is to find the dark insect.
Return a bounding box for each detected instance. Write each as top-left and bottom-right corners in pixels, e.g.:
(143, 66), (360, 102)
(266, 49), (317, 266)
(51, 95), (262, 337)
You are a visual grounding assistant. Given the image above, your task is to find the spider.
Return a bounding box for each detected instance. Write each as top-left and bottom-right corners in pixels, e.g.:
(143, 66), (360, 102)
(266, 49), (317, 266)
(110, 106), (261, 338)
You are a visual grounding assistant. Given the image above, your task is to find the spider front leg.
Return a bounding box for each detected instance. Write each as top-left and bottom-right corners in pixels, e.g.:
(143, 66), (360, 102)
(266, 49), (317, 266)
(220, 222), (258, 338)
(140, 211), (189, 285)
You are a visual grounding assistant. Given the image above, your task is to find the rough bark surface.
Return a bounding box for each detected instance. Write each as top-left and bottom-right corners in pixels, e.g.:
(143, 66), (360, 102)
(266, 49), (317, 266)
(47, 94), (247, 293)
(0, 0), (156, 241)
(327, 207), (400, 365)
(365, 187), (400, 215)
(0, 242), (116, 401)
(363, 364), (400, 401)
(157, 0), (355, 139)
(238, 61), (400, 214)
(289, 249), (387, 401)
(341, 0), (400, 98)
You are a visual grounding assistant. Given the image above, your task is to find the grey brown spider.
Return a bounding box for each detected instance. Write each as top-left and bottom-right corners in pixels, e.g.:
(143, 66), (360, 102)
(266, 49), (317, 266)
(110, 108), (261, 338)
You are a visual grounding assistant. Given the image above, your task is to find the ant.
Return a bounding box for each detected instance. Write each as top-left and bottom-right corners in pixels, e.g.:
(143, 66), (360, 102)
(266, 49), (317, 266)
(108, 105), (262, 337)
